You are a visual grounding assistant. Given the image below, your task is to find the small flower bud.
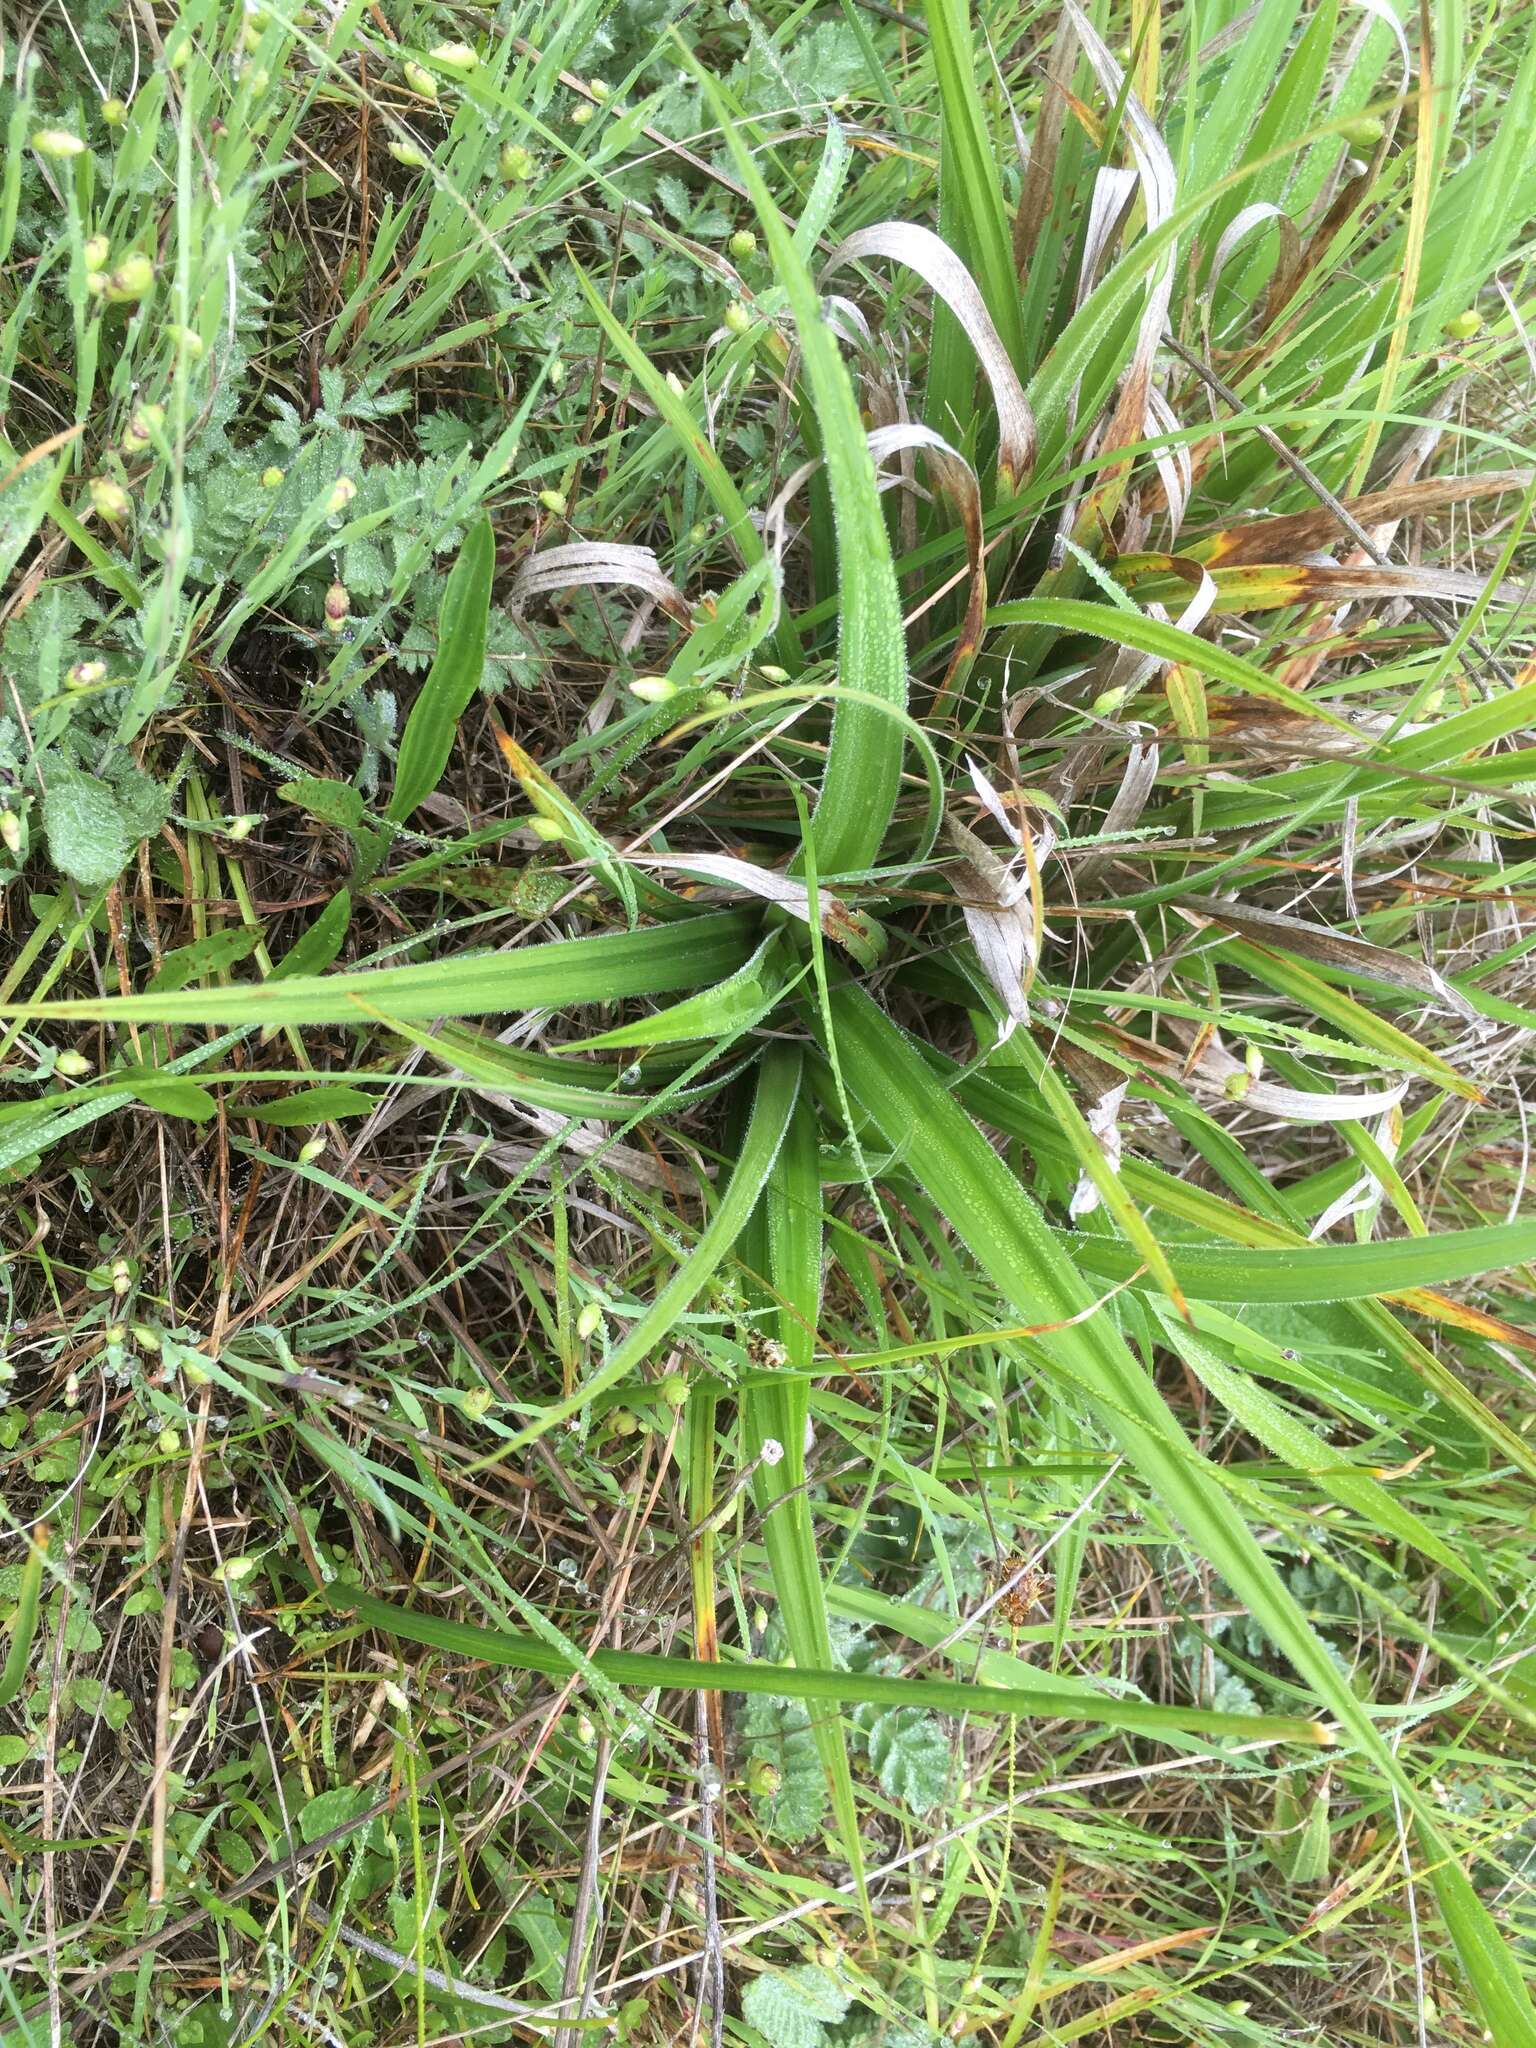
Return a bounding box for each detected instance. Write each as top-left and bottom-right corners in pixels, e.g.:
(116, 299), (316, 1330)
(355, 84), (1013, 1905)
(752, 1604), (769, 1634)
(747, 1758), (782, 1798)
(402, 60), (437, 97)
(260, 465), (285, 488)
(56, 1049), (93, 1076)
(728, 229), (756, 258)
(100, 97), (128, 127)
(430, 41), (477, 72)
(462, 1385), (493, 1420)
(83, 234), (110, 271)
(657, 1371), (689, 1405)
(608, 1407), (638, 1438)
(1443, 309), (1482, 340)
(297, 1135), (325, 1164)
(323, 580), (351, 634)
(166, 324), (204, 357)
(65, 1371), (81, 1407)
(105, 251), (154, 302)
(546, 358), (565, 389)
(0, 811), (21, 858)
(88, 477), (131, 523)
(1418, 686), (1446, 718)
(388, 139), (428, 167)
(527, 815), (565, 842)
(32, 129), (87, 158)
(759, 664), (790, 682)
(226, 813), (260, 841)
(570, 102), (594, 126)
(702, 688), (731, 712)
(1090, 684), (1130, 719)
(1244, 1043), (1264, 1080)
(588, 78), (611, 99)
(575, 1301), (603, 1340)
(537, 488), (568, 516)
(576, 1712), (597, 1745)
(499, 142), (535, 181)
(68, 659), (108, 689)
(1223, 1069), (1251, 1101)
(111, 1256), (133, 1294)
(664, 370), (686, 397)
(723, 301), (753, 336)
(325, 476), (356, 515)
(629, 675), (677, 703)
(158, 1427), (182, 1455)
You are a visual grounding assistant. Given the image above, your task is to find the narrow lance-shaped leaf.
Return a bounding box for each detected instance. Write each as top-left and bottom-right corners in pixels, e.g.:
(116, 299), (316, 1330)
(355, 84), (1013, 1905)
(387, 512), (496, 823)
(684, 52), (908, 878)
(742, 1077), (872, 1926)
(324, 1585), (1329, 1745)
(0, 912), (758, 1028)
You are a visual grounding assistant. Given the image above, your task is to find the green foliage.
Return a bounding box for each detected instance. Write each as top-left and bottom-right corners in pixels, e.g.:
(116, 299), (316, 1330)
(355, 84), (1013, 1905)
(4, 4), (1536, 2046)
(741, 1965), (853, 2048)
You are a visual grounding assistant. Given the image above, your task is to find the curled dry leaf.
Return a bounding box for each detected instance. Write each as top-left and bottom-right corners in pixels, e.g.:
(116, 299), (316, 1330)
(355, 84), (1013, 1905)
(512, 541), (691, 625)
(1062, 2), (1177, 461)
(867, 422), (986, 696)
(1207, 202), (1302, 325)
(1182, 895), (1477, 1019)
(1070, 1079), (1130, 1219)
(1166, 1025), (1410, 1125)
(1121, 552), (1523, 612)
(945, 816), (1035, 1040)
(1194, 471), (1533, 567)
(823, 223), (1035, 490)
(625, 851), (884, 964)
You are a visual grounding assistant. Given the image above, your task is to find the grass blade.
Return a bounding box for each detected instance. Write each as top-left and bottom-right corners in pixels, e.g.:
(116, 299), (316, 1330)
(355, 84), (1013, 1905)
(686, 53), (908, 877)
(0, 912), (757, 1028)
(324, 1584), (1330, 1745)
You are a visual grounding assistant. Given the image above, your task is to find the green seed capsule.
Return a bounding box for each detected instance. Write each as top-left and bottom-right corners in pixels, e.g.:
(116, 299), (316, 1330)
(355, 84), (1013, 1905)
(32, 129), (87, 158)
(324, 580), (351, 633)
(402, 60), (437, 98)
(538, 488), (568, 516)
(100, 98), (127, 126)
(1337, 113), (1384, 148)
(261, 465), (285, 488)
(104, 251), (154, 302)
(430, 41), (477, 72)
(728, 229), (757, 259)
(121, 403), (164, 455)
(1443, 309), (1482, 340)
(88, 477), (131, 523)
(499, 142), (535, 181)
(388, 140), (428, 168)
(723, 301), (753, 336)
(83, 234), (110, 271)
(747, 1758), (782, 1798)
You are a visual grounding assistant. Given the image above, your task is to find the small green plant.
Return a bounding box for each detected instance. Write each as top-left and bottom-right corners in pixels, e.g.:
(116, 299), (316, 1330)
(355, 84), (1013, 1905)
(2, 3), (1535, 2045)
